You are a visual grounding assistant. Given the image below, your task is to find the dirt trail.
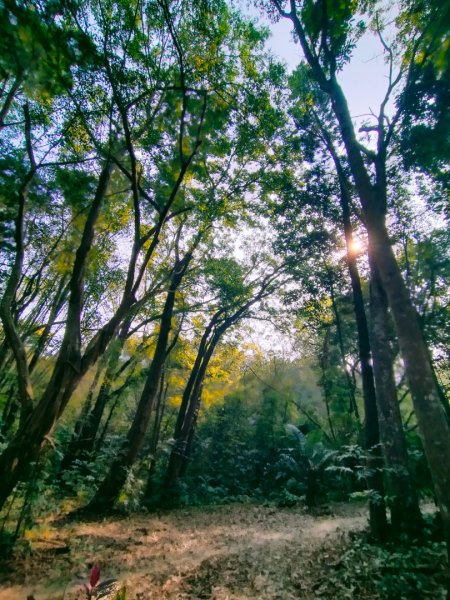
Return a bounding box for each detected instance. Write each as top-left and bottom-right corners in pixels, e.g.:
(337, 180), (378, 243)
(0, 502), (368, 599)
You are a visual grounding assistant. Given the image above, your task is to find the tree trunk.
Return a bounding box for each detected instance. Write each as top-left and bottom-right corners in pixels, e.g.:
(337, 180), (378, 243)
(0, 339), (10, 373)
(368, 215), (450, 549)
(275, 5), (450, 557)
(328, 81), (450, 554)
(0, 160), (114, 511)
(0, 145), (36, 422)
(0, 384), (19, 439)
(57, 359), (105, 478)
(339, 210), (388, 539)
(28, 275), (69, 374)
(166, 330), (221, 487)
(318, 327), (338, 444)
(94, 385), (126, 454)
(330, 78), (450, 551)
(319, 126), (386, 538)
(60, 319), (133, 474)
(142, 372), (169, 504)
(0, 76), (21, 129)
(369, 260), (422, 536)
(84, 249), (195, 513)
(165, 276), (281, 488)
(328, 273), (360, 420)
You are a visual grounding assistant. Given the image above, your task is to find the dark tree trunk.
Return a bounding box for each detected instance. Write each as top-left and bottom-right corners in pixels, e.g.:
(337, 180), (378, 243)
(318, 327), (338, 444)
(84, 246), (196, 513)
(274, 4), (450, 558)
(60, 319), (133, 474)
(142, 372), (169, 504)
(0, 107), (36, 424)
(327, 273), (360, 420)
(319, 127), (387, 539)
(0, 160), (114, 511)
(165, 271), (282, 488)
(178, 383), (204, 479)
(94, 385), (126, 454)
(80, 379), (113, 452)
(0, 77), (21, 129)
(339, 205), (388, 540)
(0, 385), (19, 439)
(28, 276), (69, 374)
(165, 319), (229, 487)
(328, 74), (450, 556)
(0, 340), (10, 373)
(58, 359), (105, 478)
(369, 260), (422, 536)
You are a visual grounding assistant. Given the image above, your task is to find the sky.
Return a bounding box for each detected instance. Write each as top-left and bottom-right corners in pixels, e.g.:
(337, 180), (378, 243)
(244, 3), (396, 121)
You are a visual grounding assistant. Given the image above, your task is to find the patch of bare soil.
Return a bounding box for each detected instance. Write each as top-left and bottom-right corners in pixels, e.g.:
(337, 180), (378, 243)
(0, 502), (368, 599)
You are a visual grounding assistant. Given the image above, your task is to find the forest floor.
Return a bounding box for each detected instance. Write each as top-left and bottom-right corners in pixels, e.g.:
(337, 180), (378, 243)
(0, 501), (372, 599)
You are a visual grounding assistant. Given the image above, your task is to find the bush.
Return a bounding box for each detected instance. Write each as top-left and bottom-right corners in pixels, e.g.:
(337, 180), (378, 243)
(316, 534), (448, 599)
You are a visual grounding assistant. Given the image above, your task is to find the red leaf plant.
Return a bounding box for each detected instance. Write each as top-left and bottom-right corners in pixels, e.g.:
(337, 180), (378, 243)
(84, 563), (101, 599)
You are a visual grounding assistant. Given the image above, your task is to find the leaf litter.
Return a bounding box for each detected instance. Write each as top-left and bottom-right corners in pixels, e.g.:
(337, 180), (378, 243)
(0, 502), (368, 599)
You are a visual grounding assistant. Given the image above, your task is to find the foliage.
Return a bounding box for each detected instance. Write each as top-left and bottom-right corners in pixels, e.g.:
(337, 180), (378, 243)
(0, 0), (449, 582)
(397, 0), (450, 190)
(318, 531), (448, 599)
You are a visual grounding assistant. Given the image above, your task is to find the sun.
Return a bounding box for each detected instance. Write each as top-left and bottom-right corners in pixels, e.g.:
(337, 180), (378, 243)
(348, 238), (364, 255)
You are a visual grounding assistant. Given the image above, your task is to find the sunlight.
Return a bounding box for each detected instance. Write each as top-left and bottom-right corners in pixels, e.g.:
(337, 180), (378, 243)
(348, 238), (365, 256)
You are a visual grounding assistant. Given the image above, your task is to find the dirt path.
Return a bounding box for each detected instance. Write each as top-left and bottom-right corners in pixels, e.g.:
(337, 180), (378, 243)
(0, 502), (368, 599)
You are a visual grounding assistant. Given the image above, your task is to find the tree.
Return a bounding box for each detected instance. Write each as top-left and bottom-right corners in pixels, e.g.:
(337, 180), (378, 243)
(397, 0), (450, 191)
(298, 94), (422, 535)
(164, 256), (285, 489)
(268, 160), (390, 537)
(264, 0), (450, 554)
(84, 224), (203, 512)
(1, 0), (278, 511)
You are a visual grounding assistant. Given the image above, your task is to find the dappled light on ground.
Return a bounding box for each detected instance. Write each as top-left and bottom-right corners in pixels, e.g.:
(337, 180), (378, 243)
(0, 503), (367, 599)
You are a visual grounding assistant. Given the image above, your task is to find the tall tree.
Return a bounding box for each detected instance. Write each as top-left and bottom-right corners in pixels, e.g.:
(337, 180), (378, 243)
(164, 257), (285, 488)
(1, 0), (276, 510)
(84, 224), (203, 512)
(264, 0), (450, 554)
(301, 100), (422, 535)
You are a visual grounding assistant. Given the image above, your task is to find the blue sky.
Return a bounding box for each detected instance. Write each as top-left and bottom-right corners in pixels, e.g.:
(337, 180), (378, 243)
(245, 5), (395, 120)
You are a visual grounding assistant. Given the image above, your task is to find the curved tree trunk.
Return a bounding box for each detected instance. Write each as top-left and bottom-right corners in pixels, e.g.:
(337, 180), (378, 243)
(142, 372), (169, 504)
(0, 105), (36, 425)
(165, 333), (220, 487)
(329, 85), (450, 549)
(318, 327), (338, 444)
(28, 275), (69, 374)
(57, 359), (106, 479)
(274, 3), (450, 557)
(0, 160), (114, 511)
(327, 273), (360, 421)
(340, 208), (388, 539)
(0, 384), (18, 440)
(165, 270), (282, 489)
(320, 140), (388, 539)
(59, 319), (133, 475)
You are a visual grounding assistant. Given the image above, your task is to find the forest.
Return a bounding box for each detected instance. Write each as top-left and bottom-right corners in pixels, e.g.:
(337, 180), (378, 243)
(0, 0), (449, 598)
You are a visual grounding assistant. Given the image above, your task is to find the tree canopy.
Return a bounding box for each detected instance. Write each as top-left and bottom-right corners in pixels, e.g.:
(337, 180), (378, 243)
(0, 1), (449, 595)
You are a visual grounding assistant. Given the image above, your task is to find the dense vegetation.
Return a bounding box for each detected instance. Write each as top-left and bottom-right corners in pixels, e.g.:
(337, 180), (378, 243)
(0, 0), (449, 597)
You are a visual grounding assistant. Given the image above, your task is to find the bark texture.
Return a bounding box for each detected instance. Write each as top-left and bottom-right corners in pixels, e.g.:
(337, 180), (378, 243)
(369, 261), (422, 536)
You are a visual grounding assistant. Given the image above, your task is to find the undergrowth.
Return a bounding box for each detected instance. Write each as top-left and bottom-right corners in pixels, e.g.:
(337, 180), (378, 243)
(314, 520), (448, 599)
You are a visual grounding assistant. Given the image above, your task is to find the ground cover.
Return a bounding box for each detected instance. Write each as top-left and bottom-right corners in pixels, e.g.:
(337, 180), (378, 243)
(0, 502), (446, 599)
